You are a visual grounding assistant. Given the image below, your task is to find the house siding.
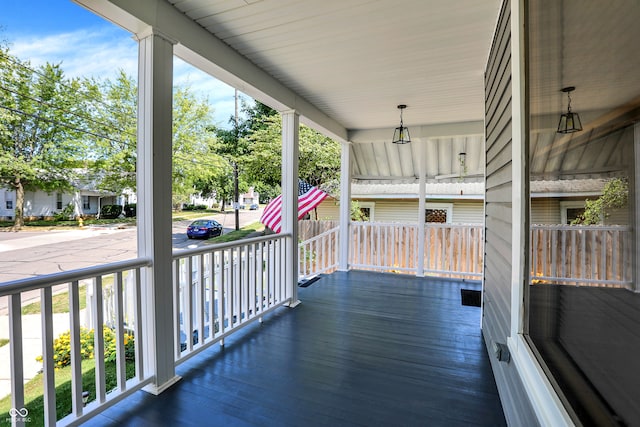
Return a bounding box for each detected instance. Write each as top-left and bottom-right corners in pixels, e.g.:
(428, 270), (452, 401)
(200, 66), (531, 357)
(483, 1), (539, 426)
(316, 198), (484, 224)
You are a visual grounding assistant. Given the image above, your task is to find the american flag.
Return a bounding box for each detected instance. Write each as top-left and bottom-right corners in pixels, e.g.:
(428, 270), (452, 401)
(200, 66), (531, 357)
(260, 179), (328, 233)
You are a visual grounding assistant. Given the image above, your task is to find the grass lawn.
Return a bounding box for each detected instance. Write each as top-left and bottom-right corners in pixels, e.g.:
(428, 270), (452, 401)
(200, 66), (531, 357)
(21, 284), (87, 315)
(0, 358), (135, 425)
(172, 209), (221, 221)
(208, 221), (265, 243)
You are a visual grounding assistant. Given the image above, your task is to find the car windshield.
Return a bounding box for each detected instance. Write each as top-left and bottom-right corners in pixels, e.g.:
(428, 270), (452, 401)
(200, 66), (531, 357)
(190, 220), (208, 226)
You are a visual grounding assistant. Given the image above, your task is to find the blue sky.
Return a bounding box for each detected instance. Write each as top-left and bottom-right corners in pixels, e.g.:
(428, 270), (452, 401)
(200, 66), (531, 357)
(1, 0), (246, 127)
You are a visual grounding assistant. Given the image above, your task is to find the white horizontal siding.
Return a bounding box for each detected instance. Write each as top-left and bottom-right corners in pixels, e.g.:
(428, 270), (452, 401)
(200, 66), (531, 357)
(531, 199), (560, 224)
(314, 198), (484, 224)
(451, 200), (484, 223)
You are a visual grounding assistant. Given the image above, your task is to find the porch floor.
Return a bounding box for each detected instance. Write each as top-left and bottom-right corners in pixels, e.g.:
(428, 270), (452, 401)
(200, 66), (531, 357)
(86, 270), (505, 426)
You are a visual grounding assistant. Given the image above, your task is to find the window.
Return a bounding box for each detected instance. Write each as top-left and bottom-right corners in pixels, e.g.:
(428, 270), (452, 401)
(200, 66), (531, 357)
(425, 203), (452, 223)
(352, 201), (374, 221)
(425, 209), (447, 223)
(527, 1), (639, 424)
(82, 196), (90, 210)
(56, 193), (63, 210)
(559, 201), (587, 225)
(6, 200), (13, 210)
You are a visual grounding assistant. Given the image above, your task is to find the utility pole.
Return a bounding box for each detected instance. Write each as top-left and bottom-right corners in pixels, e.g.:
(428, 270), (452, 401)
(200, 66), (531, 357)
(234, 89), (240, 230)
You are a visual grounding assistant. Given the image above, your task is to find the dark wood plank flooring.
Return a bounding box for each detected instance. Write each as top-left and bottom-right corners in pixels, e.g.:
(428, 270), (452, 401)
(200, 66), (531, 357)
(86, 270), (505, 427)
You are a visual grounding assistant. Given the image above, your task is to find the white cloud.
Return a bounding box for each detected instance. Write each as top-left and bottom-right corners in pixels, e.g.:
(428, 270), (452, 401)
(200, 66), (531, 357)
(8, 27), (252, 127)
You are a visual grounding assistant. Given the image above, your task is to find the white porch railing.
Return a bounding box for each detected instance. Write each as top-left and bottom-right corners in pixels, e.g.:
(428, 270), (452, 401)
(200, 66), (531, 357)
(0, 258), (152, 427)
(298, 226), (340, 279)
(530, 224), (632, 288)
(350, 222), (484, 279)
(172, 233), (291, 364)
(298, 221), (484, 280)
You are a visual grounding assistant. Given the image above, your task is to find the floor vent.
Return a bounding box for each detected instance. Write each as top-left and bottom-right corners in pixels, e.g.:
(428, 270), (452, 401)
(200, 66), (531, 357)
(461, 289), (482, 307)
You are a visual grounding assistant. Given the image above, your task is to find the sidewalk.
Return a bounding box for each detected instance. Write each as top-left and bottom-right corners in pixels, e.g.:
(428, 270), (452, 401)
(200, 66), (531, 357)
(0, 310), (87, 400)
(0, 225), (131, 254)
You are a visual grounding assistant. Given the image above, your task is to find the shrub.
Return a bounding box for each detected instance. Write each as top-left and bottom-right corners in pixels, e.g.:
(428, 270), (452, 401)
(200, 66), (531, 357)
(36, 328), (94, 369)
(100, 204), (123, 219)
(36, 326), (135, 368)
(123, 203), (136, 218)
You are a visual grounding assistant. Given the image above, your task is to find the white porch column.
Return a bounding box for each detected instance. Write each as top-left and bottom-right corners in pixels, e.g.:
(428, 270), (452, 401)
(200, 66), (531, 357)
(136, 29), (180, 393)
(281, 110), (300, 306)
(417, 139), (427, 276)
(634, 123), (640, 292)
(338, 141), (351, 271)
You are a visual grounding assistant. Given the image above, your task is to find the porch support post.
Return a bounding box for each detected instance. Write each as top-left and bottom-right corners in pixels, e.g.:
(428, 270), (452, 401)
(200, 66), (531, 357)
(338, 141), (351, 271)
(282, 110), (301, 307)
(136, 29), (181, 394)
(634, 123), (640, 292)
(417, 139), (427, 276)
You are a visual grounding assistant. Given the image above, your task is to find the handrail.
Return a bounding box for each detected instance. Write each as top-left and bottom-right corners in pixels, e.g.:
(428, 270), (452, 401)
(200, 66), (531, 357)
(0, 257), (152, 296)
(172, 232), (290, 259)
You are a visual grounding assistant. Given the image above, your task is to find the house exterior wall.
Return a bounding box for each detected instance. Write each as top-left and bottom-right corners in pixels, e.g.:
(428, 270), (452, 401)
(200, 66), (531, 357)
(316, 198), (484, 224)
(0, 189), (113, 219)
(483, 1), (539, 425)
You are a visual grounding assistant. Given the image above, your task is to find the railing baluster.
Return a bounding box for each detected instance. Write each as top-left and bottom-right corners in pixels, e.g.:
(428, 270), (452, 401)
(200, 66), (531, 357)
(114, 272), (126, 392)
(41, 287), (56, 426)
(133, 268), (144, 381)
(93, 276), (107, 403)
(9, 294), (25, 427)
(197, 254), (205, 347)
(69, 280), (83, 417)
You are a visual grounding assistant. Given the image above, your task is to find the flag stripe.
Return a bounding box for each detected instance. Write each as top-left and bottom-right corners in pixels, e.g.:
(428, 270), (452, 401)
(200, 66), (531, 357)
(259, 180), (327, 233)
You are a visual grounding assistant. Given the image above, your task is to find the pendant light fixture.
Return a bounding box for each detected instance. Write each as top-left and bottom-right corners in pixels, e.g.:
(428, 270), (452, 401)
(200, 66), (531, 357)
(557, 86), (582, 134)
(392, 104), (411, 144)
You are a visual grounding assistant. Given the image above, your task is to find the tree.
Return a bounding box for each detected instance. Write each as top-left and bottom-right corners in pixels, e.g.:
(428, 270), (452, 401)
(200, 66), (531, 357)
(85, 71), (137, 194)
(87, 73), (224, 208)
(0, 48), (87, 229)
(171, 87), (224, 208)
(573, 177), (629, 225)
(242, 114), (341, 192)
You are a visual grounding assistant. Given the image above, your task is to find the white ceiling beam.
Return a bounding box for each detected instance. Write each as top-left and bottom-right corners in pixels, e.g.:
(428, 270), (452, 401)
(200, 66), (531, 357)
(73, 0), (348, 142)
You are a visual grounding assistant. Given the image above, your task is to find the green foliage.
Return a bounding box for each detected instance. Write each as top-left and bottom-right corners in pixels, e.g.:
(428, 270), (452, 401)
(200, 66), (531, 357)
(351, 201), (370, 221)
(36, 326), (135, 368)
(183, 204), (208, 211)
(100, 204), (123, 219)
(242, 114), (341, 192)
(53, 203), (75, 221)
(0, 47), (87, 228)
(35, 328), (94, 368)
(123, 203), (136, 217)
(572, 178), (629, 225)
(103, 326), (135, 363)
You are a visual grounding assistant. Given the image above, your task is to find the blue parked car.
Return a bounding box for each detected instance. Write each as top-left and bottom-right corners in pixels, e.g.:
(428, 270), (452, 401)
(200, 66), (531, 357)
(186, 219), (223, 239)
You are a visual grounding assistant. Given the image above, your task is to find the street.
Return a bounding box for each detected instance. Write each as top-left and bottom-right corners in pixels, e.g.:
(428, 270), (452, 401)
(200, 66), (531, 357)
(0, 208), (264, 313)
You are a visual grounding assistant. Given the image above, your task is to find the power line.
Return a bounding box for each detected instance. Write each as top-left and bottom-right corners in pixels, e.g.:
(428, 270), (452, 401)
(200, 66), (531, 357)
(0, 50), (136, 124)
(0, 83), (136, 140)
(0, 104), (129, 146)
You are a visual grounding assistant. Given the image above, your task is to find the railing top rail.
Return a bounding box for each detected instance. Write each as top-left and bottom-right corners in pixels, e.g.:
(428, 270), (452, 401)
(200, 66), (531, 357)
(351, 221), (482, 228)
(531, 224), (631, 231)
(0, 257), (152, 297)
(299, 226), (340, 246)
(172, 232), (291, 259)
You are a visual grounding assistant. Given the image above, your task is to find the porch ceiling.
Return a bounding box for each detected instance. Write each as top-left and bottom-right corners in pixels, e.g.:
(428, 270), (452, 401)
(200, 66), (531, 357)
(166, 0), (501, 132)
(78, 0), (500, 135)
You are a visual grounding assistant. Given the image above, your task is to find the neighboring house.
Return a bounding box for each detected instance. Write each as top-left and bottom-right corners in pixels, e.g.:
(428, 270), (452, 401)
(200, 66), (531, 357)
(0, 175), (120, 220)
(189, 192), (216, 207)
(239, 187), (259, 208)
(315, 181), (484, 224)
